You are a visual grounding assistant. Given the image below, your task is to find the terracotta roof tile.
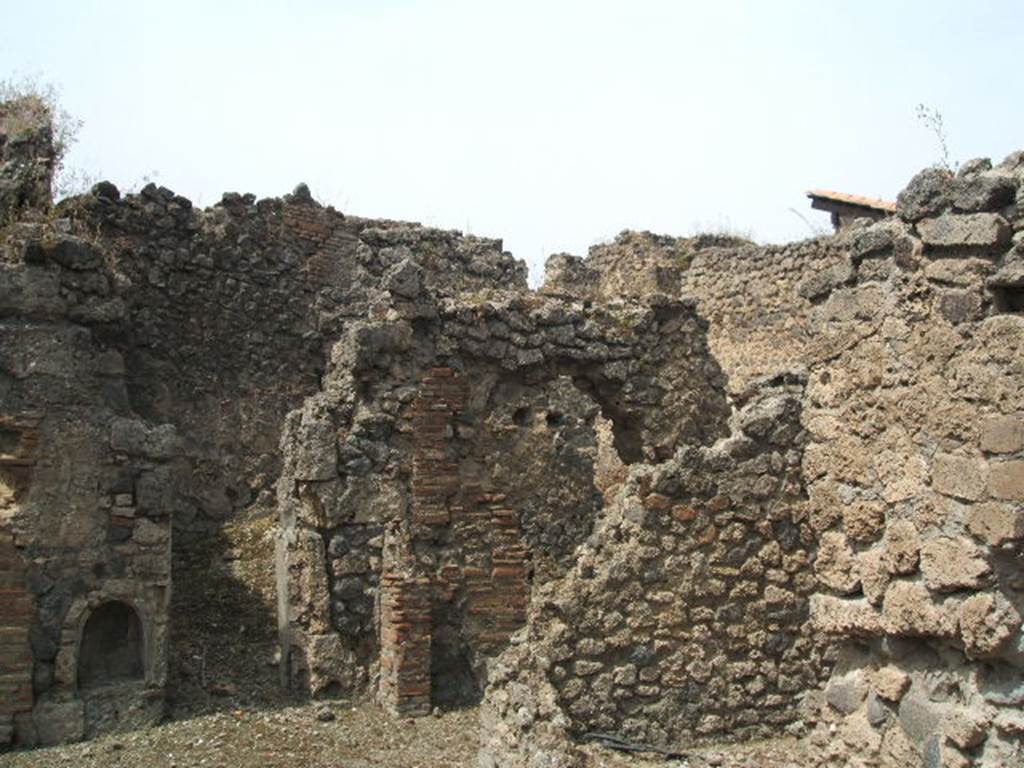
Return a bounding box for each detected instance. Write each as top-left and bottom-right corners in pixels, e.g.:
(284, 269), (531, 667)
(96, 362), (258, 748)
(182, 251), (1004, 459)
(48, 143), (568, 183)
(807, 189), (896, 213)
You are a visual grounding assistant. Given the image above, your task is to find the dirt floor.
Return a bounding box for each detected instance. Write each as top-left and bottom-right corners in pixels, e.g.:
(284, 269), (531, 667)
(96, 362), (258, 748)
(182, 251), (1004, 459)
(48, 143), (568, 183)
(0, 702), (813, 768)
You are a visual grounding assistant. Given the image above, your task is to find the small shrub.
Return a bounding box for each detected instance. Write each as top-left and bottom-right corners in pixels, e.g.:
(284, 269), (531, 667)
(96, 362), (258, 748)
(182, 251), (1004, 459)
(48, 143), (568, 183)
(0, 73), (91, 200)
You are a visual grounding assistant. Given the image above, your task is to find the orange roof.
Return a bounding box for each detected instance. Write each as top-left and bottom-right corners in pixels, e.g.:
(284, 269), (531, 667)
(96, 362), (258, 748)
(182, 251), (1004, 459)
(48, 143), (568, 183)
(807, 189), (896, 213)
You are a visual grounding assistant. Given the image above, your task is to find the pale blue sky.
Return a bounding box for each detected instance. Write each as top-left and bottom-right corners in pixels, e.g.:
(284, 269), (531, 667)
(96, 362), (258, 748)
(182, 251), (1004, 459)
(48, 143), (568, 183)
(2, 1), (1021, 282)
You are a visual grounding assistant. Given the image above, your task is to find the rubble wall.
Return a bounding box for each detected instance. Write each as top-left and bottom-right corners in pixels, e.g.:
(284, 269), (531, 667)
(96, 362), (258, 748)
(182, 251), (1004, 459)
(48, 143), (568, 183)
(800, 160), (1024, 767)
(0, 226), (179, 746)
(479, 376), (825, 766)
(275, 280), (731, 711)
(520, 156), (1024, 767)
(60, 185), (528, 534)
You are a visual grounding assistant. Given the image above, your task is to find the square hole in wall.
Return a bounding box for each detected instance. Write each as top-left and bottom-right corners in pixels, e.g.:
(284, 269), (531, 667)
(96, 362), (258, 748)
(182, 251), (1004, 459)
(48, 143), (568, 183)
(0, 428), (21, 457)
(993, 285), (1024, 313)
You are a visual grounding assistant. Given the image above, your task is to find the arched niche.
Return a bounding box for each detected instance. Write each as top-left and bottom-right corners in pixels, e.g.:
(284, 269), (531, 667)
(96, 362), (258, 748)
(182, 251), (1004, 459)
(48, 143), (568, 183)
(76, 600), (145, 689)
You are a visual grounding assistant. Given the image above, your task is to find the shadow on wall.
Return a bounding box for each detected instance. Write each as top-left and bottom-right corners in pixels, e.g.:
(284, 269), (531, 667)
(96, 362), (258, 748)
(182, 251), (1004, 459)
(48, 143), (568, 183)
(167, 514), (305, 719)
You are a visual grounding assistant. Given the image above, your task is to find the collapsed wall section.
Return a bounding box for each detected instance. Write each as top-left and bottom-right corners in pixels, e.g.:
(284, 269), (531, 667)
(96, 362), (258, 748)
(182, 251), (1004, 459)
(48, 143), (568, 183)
(275, 270), (731, 714)
(479, 375), (825, 766)
(534, 156), (1024, 766)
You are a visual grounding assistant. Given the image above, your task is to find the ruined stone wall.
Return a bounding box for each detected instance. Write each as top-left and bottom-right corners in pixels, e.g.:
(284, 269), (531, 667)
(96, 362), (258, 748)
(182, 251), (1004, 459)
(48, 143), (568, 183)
(800, 159), (1024, 768)
(58, 184), (527, 534)
(518, 156), (1024, 767)
(544, 230), (850, 394)
(479, 376), (826, 766)
(0, 225), (179, 746)
(6, 94), (1024, 767)
(681, 238), (853, 394)
(275, 278), (731, 713)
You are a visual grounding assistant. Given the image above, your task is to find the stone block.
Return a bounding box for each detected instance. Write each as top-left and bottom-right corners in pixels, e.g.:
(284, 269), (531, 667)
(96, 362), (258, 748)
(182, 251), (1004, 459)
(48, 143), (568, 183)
(994, 710), (1024, 736)
(866, 691), (889, 726)
(882, 520), (920, 575)
(109, 418), (179, 459)
(134, 465), (179, 516)
(304, 633), (361, 696)
(882, 581), (957, 638)
(917, 213), (1011, 248)
(815, 531), (860, 594)
(990, 460), (1024, 500)
(980, 415), (1024, 454)
(943, 707), (990, 749)
(897, 167), (953, 221)
(132, 518), (169, 548)
(898, 687), (949, 748)
(931, 453), (988, 501)
(825, 671), (868, 715)
(923, 257), (994, 286)
(967, 502), (1024, 546)
(843, 500), (885, 543)
(871, 666), (909, 702)
(810, 595), (882, 637)
(951, 171), (1018, 213)
(858, 547), (890, 606)
(959, 593), (1020, 657)
(937, 289), (983, 324)
(919, 537), (990, 592)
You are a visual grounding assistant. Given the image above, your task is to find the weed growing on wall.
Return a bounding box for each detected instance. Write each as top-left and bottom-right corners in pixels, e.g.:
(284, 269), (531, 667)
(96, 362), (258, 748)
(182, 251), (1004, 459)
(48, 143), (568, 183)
(0, 74), (96, 200)
(915, 103), (957, 174)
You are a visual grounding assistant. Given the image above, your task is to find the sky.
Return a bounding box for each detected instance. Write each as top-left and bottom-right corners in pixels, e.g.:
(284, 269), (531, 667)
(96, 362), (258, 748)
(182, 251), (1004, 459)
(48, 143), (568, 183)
(2, 1), (1022, 284)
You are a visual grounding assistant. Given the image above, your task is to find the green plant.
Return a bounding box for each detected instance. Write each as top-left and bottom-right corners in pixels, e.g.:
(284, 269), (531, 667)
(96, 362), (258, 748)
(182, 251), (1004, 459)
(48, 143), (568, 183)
(0, 73), (91, 200)
(915, 103), (957, 174)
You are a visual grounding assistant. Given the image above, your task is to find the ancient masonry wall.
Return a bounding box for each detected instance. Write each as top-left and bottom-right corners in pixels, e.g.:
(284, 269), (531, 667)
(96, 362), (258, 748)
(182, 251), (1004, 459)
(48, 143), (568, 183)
(275, 284), (731, 714)
(5, 93), (1024, 767)
(799, 161), (1024, 767)
(59, 183), (527, 535)
(479, 376), (825, 766)
(545, 230), (850, 395)
(513, 155), (1024, 767)
(682, 239), (850, 394)
(0, 227), (179, 746)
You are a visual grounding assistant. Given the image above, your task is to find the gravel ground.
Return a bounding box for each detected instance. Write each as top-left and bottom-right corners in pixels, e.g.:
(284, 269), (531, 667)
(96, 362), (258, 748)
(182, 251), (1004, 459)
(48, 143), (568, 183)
(0, 702), (479, 768)
(0, 704), (814, 768)
(581, 735), (813, 768)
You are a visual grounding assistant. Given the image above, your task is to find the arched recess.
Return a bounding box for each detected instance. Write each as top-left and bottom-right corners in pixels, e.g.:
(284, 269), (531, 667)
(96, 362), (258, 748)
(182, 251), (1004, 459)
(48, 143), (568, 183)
(76, 601), (145, 689)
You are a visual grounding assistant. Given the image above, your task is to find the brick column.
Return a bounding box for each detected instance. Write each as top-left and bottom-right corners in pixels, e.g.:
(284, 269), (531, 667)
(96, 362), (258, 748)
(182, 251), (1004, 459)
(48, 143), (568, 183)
(378, 367), (468, 714)
(378, 572), (432, 716)
(0, 530), (32, 744)
(410, 368), (467, 526)
(465, 494), (529, 650)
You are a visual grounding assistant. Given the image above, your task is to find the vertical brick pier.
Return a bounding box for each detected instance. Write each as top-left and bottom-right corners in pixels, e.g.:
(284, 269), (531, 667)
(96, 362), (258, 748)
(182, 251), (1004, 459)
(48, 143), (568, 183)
(0, 530), (32, 744)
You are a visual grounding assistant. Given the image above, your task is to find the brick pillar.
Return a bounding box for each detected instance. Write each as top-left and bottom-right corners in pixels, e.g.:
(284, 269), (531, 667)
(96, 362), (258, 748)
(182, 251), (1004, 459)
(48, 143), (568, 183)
(410, 368), (467, 526)
(465, 494), (530, 650)
(0, 530), (33, 744)
(378, 572), (432, 716)
(379, 367), (468, 714)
